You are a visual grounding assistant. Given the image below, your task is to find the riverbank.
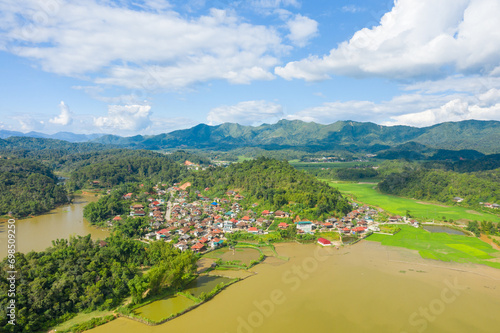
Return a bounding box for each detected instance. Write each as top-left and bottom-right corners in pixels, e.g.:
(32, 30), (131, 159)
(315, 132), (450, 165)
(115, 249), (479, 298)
(0, 194), (109, 259)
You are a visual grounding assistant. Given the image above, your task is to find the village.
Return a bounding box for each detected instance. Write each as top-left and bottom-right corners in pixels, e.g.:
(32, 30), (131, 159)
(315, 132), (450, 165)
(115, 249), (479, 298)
(104, 180), (417, 254)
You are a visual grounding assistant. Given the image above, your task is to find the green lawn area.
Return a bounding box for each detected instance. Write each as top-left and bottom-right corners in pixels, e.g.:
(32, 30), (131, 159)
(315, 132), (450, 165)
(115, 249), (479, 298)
(237, 155), (254, 162)
(327, 181), (500, 223)
(367, 225), (500, 269)
(50, 309), (114, 331)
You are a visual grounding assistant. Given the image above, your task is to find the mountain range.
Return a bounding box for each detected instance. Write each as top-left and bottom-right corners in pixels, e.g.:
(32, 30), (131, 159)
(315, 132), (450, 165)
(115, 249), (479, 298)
(93, 119), (500, 154)
(2, 119), (499, 154)
(0, 130), (104, 142)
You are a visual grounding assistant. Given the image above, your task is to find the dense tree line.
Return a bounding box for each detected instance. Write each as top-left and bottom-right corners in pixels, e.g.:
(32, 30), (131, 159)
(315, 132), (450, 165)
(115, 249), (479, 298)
(0, 234), (197, 332)
(0, 158), (69, 217)
(378, 168), (500, 207)
(0, 137), (110, 164)
(165, 150), (210, 165)
(186, 157), (351, 219)
(69, 151), (188, 190)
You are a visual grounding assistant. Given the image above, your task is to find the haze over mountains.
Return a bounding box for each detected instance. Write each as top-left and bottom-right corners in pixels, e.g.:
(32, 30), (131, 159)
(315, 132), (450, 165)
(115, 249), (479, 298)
(0, 130), (104, 142)
(1, 119), (499, 154)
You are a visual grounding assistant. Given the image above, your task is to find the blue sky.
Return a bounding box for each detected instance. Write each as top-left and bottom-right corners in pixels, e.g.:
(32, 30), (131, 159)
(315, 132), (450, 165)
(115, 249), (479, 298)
(1, 0), (500, 135)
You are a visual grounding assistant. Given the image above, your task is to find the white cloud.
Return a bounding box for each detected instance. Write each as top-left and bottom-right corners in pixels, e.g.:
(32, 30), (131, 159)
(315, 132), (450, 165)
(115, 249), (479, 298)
(286, 14), (318, 47)
(250, 0), (300, 9)
(93, 104), (152, 132)
(341, 5), (365, 13)
(276, 0), (500, 81)
(207, 100), (283, 125)
(12, 114), (44, 132)
(287, 86), (500, 127)
(387, 99), (500, 127)
(0, 1), (285, 90)
(49, 101), (73, 126)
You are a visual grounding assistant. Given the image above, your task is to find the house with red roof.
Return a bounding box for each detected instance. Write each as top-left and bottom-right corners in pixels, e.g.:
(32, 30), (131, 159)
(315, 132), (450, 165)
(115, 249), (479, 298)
(191, 242), (205, 252)
(317, 238), (332, 246)
(248, 227), (259, 234)
(278, 222), (289, 229)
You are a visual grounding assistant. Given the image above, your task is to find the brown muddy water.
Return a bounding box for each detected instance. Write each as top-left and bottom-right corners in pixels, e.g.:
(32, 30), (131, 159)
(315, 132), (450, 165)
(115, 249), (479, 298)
(89, 241), (500, 333)
(0, 195), (109, 259)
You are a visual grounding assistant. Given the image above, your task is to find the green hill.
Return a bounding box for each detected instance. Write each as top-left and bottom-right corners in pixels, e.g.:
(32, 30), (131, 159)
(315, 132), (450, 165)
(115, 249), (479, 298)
(93, 119), (500, 154)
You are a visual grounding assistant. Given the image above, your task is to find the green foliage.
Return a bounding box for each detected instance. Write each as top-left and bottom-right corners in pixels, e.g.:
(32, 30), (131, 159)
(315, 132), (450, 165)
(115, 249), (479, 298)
(466, 221), (481, 237)
(0, 235), (198, 332)
(60, 315), (115, 333)
(186, 157), (351, 219)
(0, 158), (69, 217)
(69, 150), (187, 189)
(378, 168), (500, 207)
(367, 225), (500, 268)
(83, 192), (128, 224)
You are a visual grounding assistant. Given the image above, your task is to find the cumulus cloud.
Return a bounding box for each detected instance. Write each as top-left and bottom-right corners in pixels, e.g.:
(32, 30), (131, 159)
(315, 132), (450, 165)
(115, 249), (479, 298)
(276, 0), (500, 81)
(207, 100), (283, 126)
(0, 1), (285, 90)
(287, 86), (500, 127)
(386, 88), (500, 127)
(93, 105), (152, 132)
(286, 14), (318, 47)
(49, 101), (73, 126)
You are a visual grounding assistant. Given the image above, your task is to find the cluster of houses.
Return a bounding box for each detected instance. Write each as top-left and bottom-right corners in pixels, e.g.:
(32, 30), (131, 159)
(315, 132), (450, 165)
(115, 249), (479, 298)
(110, 181), (390, 253)
(480, 202), (500, 209)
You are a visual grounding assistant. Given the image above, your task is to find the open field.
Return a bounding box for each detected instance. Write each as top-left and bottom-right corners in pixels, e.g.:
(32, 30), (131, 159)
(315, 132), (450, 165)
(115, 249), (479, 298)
(203, 247), (261, 266)
(367, 225), (500, 269)
(290, 160), (379, 171)
(50, 309), (114, 331)
(327, 181), (500, 222)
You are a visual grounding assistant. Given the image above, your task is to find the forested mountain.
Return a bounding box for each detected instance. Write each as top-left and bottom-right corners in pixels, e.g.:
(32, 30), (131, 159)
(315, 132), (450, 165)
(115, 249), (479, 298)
(375, 141), (486, 161)
(93, 119), (500, 154)
(68, 150), (189, 190)
(186, 157), (352, 219)
(378, 167), (500, 207)
(0, 130), (104, 142)
(0, 158), (69, 217)
(0, 137), (111, 165)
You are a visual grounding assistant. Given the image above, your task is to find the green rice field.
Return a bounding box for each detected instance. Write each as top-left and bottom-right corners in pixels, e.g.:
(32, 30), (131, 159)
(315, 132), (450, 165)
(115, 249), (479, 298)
(367, 225), (500, 269)
(328, 181), (500, 223)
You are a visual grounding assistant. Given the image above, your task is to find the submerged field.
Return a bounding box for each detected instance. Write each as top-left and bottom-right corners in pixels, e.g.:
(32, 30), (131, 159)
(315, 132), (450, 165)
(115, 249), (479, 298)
(367, 225), (500, 269)
(328, 181), (500, 223)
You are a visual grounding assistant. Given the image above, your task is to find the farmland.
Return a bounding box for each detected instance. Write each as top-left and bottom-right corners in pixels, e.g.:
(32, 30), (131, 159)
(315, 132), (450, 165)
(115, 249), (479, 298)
(367, 225), (500, 269)
(327, 181), (500, 223)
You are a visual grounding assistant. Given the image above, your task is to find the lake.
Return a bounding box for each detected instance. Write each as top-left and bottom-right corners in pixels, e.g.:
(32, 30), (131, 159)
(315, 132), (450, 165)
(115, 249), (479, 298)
(89, 241), (500, 333)
(0, 194), (109, 259)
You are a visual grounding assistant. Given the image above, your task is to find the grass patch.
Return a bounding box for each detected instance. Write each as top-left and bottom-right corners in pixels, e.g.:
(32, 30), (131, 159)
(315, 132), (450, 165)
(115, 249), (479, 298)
(50, 309), (114, 332)
(327, 181), (500, 222)
(367, 225), (500, 268)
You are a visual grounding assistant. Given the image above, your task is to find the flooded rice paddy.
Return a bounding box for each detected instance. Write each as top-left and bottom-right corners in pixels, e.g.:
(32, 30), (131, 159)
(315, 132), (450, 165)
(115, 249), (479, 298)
(134, 294), (196, 322)
(423, 225), (468, 235)
(184, 275), (233, 298)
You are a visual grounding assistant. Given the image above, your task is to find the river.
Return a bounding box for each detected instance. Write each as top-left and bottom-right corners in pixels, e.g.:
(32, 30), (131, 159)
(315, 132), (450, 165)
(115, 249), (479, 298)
(89, 241), (500, 333)
(0, 194), (109, 259)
